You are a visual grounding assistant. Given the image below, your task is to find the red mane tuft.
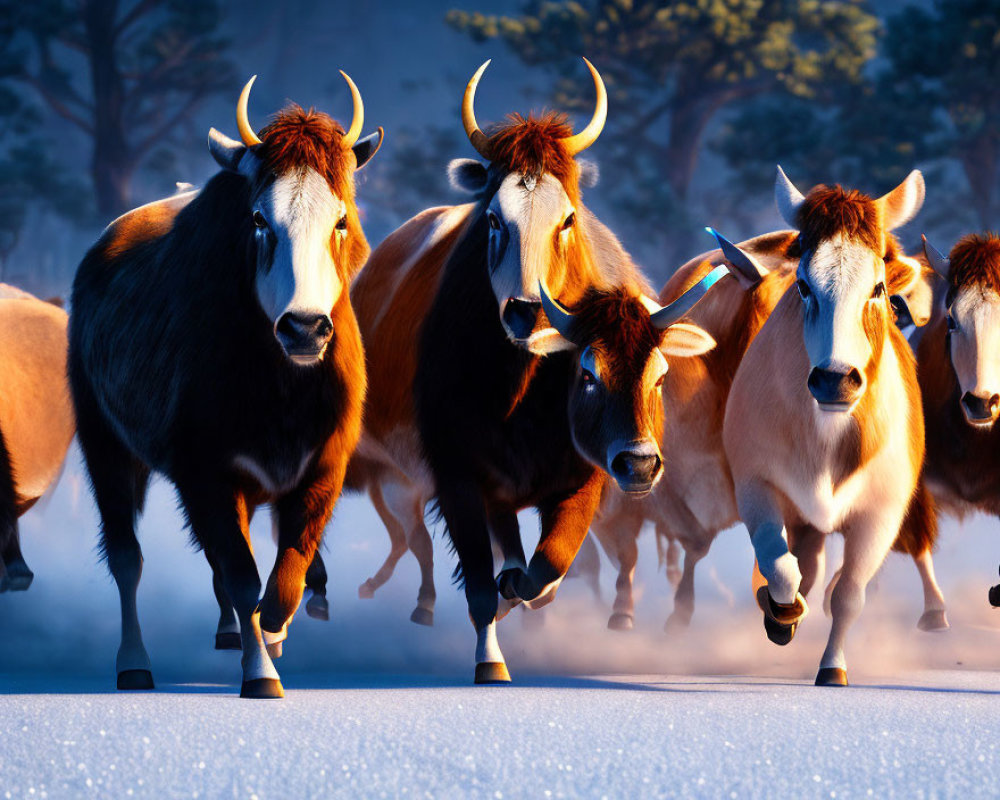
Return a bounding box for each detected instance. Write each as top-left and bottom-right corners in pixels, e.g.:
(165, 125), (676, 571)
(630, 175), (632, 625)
(258, 105), (356, 199)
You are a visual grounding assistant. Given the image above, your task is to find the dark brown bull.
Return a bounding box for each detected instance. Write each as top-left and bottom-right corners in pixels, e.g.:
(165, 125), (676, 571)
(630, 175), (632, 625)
(68, 75), (382, 698)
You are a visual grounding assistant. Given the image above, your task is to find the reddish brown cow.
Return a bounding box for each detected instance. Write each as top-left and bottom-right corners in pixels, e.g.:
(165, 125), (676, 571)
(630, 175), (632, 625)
(915, 234), (1000, 609)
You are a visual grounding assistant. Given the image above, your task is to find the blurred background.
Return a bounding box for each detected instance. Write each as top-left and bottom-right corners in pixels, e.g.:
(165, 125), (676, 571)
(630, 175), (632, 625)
(3, 0), (1000, 687)
(0, 0), (995, 296)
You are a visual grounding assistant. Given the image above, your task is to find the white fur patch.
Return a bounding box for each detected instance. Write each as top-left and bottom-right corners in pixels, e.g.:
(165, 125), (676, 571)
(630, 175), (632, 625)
(255, 168), (344, 324)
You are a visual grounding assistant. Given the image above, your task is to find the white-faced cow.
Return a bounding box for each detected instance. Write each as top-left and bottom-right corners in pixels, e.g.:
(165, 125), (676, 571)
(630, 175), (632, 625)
(341, 59), (630, 626)
(722, 167), (926, 686)
(0, 289), (74, 593)
(590, 224), (934, 632)
(914, 234), (1000, 610)
(68, 74), (382, 698)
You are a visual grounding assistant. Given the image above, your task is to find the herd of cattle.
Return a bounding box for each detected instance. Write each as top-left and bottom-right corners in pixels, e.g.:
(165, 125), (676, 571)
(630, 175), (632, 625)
(0, 60), (997, 698)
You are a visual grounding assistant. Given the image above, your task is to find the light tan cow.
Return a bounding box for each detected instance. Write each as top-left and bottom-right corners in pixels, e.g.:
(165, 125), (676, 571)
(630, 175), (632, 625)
(724, 167), (926, 686)
(0, 287), (75, 592)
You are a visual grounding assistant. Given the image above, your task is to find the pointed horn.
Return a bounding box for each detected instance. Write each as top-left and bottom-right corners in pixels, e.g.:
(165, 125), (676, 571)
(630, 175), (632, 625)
(237, 76), (263, 147)
(462, 60), (493, 160)
(706, 227), (769, 286)
(339, 70), (364, 147)
(561, 57), (607, 156)
(539, 281), (582, 345)
(775, 165), (805, 228)
(649, 265), (728, 330)
(922, 234), (951, 281)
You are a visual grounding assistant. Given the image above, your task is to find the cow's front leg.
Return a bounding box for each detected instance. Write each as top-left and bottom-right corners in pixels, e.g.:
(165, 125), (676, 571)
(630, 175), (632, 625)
(497, 471), (604, 609)
(180, 483), (280, 698)
(260, 458), (343, 651)
(439, 478), (507, 684)
(736, 480), (807, 645)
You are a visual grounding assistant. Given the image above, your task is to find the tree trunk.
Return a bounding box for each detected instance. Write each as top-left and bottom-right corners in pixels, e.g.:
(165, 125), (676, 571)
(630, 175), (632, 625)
(662, 96), (718, 202)
(83, 0), (135, 218)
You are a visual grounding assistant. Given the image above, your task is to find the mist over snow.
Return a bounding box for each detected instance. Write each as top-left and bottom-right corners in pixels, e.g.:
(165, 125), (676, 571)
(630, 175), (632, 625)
(4, 446), (1000, 685)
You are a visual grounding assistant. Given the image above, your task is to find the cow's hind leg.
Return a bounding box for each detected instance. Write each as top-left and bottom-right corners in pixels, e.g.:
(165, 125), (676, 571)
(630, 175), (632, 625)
(566, 533), (602, 603)
(407, 510), (436, 627)
(73, 381), (153, 690)
(305, 551), (330, 621)
(665, 538), (710, 631)
(358, 481), (408, 600)
(208, 552), (241, 650)
(789, 524), (826, 600)
(912, 549), (948, 631)
(0, 429), (29, 592)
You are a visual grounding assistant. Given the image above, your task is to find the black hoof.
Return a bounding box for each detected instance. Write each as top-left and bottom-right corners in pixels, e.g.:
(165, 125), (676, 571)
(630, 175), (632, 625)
(4, 571), (33, 592)
(917, 609), (950, 632)
(607, 612), (634, 631)
(410, 607), (434, 627)
(240, 678), (284, 699)
(474, 662), (511, 684)
(215, 631), (242, 650)
(815, 667), (848, 687)
(117, 669), (155, 690)
(756, 587), (803, 646)
(989, 584), (1000, 608)
(306, 594), (330, 621)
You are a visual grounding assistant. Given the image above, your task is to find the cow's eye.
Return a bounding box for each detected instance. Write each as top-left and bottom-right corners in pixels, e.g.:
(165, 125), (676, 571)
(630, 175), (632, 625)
(252, 210), (268, 229)
(335, 215), (348, 232)
(487, 211), (502, 231)
(871, 282), (885, 300)
(796, 279), (811, 300)
(562, 212), (576, 230)
(581, 368), (597, 387)
(947, 315), (958, 332)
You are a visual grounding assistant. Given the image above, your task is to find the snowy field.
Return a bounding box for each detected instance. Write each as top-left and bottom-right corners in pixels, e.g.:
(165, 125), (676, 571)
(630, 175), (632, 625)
(4, 447), (1000, 798)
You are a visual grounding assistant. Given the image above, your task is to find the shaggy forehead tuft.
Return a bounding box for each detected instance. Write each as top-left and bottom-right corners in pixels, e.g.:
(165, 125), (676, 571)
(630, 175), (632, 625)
(487, 113), (580, 203)
(796, 185), (881, 253)
(257, 105), (355, 199)
(949, 233), (1000, 292)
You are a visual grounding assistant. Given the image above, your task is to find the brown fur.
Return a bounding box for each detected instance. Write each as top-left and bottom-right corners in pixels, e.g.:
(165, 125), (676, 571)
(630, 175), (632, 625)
(487, 113), (580, 205)
(258, 106), (356, 200)
(796, 185), (882, 253)
(947, 233), (1000, 292)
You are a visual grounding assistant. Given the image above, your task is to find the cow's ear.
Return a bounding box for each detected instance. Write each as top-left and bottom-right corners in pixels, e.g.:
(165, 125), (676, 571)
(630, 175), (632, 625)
(448, 158), (489, 194)
(208, 128), (246, 172)
(353, 128), (384, 170)
(660, 322), (716, 358)
(577, 159), (599, 188)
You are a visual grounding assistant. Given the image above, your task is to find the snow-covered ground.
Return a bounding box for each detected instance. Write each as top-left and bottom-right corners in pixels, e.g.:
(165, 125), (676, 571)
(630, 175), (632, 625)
(4, 447), (1000, 797)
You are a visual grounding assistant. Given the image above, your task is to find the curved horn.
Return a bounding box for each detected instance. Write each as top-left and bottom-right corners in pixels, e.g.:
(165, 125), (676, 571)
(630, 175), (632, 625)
(649, 265), (728, 330)
(922, 234), (951, 281)
(539, 280), (582, 345)
(775, 165), (805, 228)
(462, 60), (493, 159)
(561, 58), (607, 156)
(237, 75), (263, 147)
(339, 70), (364, 147)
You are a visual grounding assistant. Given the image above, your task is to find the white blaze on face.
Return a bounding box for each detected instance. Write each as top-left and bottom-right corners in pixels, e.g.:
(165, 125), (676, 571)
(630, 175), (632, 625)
(487, 172), (575, 314)
(254, 166), (346, 326)
(949, 286), (1000, 403)
(800, 234), (883, 375)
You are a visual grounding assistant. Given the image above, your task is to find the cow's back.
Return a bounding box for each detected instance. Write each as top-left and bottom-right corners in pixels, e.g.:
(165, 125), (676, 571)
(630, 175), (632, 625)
(0, 297), (74, 501)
